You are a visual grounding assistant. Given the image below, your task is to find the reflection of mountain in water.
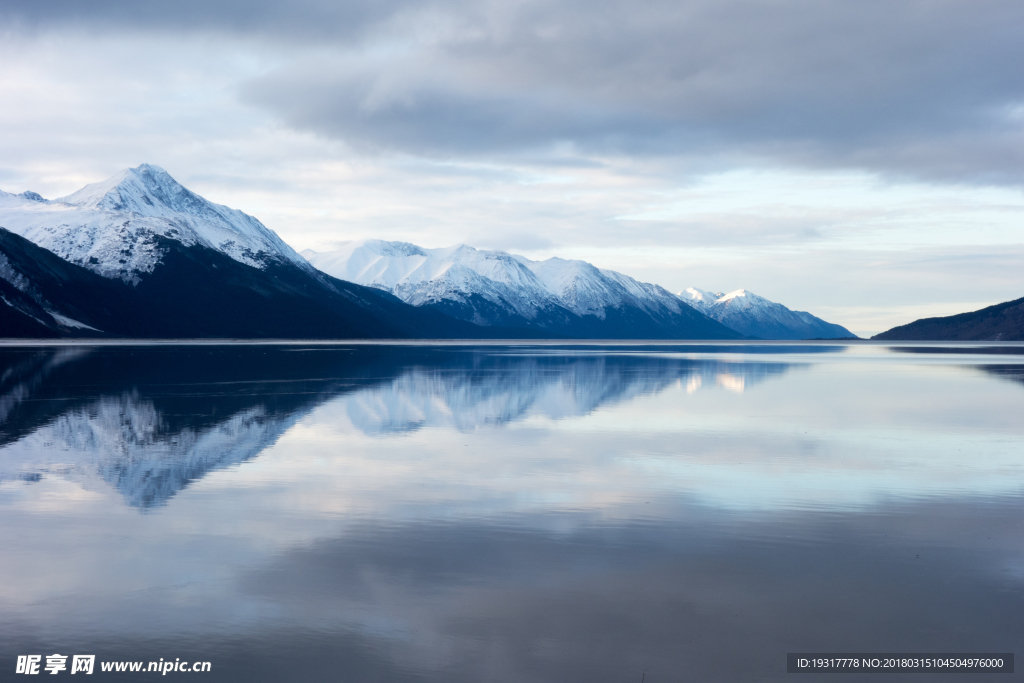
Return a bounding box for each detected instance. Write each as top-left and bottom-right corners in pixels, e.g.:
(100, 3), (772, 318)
(982, 365), (1024, 389)
(17, 393), (291, 508)
(0, 347), (91, 427)
(0, 345), (411, 508)
(344, 352), (798, 434)
(0, 344), (831, 508)
(883, 344), (1024, 390)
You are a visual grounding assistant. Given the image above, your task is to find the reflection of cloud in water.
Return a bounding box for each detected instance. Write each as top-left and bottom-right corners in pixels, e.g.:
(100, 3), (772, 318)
(223, 502), (1024, 683)
(5, 498), (1024, 683)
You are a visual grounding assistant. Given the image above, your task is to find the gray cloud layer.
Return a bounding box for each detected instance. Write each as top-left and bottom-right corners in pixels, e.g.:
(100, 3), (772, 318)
(6, 0), (1020, 184)
(0, 0), (412, 41)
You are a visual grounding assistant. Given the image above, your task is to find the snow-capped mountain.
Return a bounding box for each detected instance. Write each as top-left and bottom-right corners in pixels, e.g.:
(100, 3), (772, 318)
(678, 288), (855, 339)
(0, 167), (502, 339)
(0, 164), (310, 282)
(303, 240), (742, 339)
(304, 240), (571, 328)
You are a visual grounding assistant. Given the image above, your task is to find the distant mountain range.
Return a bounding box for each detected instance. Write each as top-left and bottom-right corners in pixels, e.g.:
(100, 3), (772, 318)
(302, 240), (742, 339)
(873, 296), (1024, 341)
(304, 240), (854, 339)
(0, 164), (853, 339)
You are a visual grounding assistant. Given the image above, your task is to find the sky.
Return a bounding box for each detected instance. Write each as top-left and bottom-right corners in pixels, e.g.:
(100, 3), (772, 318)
(0, 0), (1022, 335)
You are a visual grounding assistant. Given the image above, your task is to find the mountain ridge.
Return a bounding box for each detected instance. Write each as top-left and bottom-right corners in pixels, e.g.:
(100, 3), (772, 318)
(303, 240), (743, 339)
(304, 239), (853, 339)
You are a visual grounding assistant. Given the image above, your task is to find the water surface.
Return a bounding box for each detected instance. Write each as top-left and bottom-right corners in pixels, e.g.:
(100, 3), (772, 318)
(1, 342), (1023, 681)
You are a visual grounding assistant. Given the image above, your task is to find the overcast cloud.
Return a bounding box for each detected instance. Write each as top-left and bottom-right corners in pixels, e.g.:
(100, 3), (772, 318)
(1, 0), (1022, 333)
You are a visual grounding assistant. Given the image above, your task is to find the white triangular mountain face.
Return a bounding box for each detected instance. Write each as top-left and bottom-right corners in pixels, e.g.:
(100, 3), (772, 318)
(0, 164), (309, 283)
(676, 287), (855, 339)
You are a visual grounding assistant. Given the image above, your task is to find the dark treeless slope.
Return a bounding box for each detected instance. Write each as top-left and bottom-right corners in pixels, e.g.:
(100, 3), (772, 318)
(872, 296), (1024, 341)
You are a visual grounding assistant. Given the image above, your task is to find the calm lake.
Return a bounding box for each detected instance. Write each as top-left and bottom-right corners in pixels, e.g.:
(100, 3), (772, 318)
(1, 341), (1023, 681)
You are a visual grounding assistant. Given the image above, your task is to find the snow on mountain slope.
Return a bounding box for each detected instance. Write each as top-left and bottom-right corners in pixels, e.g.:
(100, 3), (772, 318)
(678, 287), (723, 313)
(304, 240), (712, 332)
(678, 288), (856, 339)
(526, 257), (687, 318)
(303, 240), (573, 327)
(0, 165), (309, 282)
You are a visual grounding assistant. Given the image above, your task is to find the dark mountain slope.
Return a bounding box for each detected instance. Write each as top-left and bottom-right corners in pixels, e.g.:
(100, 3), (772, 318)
(0, 227), (132, 337)
(873, 296), (1024, 341)
(127, 239), (404, 338)
(418, 293), (744, 339)
(319, 277), (555, 339)
(0, 295), (57, 337)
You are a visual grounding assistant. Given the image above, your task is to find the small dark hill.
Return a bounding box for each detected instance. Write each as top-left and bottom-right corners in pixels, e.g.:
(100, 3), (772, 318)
(872, 296), (1024, 341)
